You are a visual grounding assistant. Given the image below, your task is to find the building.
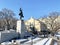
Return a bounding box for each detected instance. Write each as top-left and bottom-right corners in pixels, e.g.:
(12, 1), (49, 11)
(25, 17), (47, 32)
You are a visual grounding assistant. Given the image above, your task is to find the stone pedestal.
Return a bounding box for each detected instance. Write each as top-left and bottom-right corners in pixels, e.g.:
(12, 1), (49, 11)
(16, 20), (21, 33)
(16, 20), (26, 38)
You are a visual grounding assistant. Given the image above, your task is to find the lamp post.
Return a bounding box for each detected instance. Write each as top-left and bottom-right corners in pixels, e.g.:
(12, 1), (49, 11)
(30, 23), (33, 45)
(31, 36), (33, 45)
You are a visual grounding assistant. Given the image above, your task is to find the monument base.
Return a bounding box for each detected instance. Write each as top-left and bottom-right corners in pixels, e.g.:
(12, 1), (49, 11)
(16, 20), (27, 38)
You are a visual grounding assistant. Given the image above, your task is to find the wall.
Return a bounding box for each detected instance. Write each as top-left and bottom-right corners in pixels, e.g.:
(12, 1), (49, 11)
(0, 30), (18, 43)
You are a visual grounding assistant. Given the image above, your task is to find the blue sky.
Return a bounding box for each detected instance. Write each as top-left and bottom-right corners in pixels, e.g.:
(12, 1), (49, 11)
(0, 0), (60, 20)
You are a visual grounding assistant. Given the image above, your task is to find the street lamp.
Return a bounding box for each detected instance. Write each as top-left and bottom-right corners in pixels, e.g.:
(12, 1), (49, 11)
(29, 23), (33, 45)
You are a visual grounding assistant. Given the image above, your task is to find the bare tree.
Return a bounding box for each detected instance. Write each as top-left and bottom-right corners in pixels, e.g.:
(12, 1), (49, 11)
(45, 12), (60, 36)
(0, 8), (17, 30)
(0, 11), (5, 30)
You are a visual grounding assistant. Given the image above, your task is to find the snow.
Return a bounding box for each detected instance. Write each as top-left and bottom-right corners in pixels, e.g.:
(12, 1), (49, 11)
(55, 35), (60, 37)
(1, 38), (53, 45)
(1, 39), (27, 45)
(33, 38), (53, 45)
(54, 41), (57, 45)
(24, 37), (41, 43)
(1, 42), (12, 45)
(33, 37), (41, 42)
(45, 38), (52, 45)
(16, 39), (27, 42)
(16, 39), (28, 44)
(22, 38), (53, 45)
(33, 38), (48, 45)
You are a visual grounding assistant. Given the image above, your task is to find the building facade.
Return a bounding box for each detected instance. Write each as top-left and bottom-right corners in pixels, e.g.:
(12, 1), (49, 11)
(24, 17), (47, 32)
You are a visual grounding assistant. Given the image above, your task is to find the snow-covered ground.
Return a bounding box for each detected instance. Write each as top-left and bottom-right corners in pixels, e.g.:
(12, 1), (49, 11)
(21, 38), (53, 45)
(45, 38), (52, 45)
(16, 39), (28, 42)
(24, 37), (41, 43)
(33, 37), (41, 42)
(33, 38), (53, 45)
(55, 34), (60, 37)
(1, 39), (28, 45)
(1, 41), (12, 45)
(33, 38), (48, 45)
(1, 38), (53, 45)
(54, 41), (57, 45)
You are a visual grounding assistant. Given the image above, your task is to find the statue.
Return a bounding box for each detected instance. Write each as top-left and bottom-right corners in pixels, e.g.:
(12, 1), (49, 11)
(19, 8), (24, 20)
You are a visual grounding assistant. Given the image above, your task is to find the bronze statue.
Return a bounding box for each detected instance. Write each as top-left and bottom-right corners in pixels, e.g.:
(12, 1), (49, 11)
(19, 8), (24, 20)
